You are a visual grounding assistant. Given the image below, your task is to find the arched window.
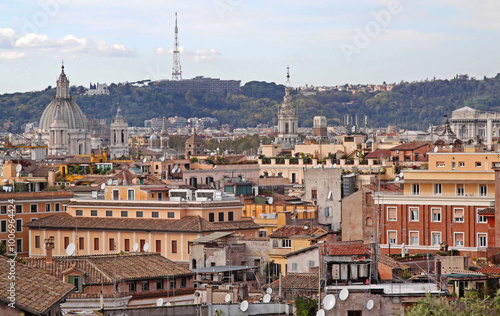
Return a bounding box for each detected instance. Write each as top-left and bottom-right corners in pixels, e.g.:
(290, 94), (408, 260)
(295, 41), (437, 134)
(192, 259), (197, 269)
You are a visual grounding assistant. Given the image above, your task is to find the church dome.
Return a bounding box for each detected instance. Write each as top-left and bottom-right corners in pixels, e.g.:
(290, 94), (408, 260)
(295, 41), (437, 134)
(149, 133), (158, 141)
(39, 65), (88, 131)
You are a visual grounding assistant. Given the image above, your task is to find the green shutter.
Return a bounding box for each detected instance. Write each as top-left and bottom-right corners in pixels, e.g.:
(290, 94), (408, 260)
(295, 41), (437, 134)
(68, 275), (74, 285)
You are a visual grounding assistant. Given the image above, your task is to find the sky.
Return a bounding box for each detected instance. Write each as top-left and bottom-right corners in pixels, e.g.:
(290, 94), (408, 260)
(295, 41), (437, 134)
(1, 0), (500, 94)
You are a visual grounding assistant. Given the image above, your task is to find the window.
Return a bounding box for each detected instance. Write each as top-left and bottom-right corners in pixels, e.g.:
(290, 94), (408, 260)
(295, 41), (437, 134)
(412, 184), (420, 196)
(292, 263), (298, 272)
(15, 205), (22, 213)
(35, 236), (41, 248)
(69, 276), (82, 293)
(259, 231), (267, 237)
(409, 208), (419, 222)
(311, 189), (317, 199)
(140, 239), (145, 252)
(125, 239), (130, 251)
(54, 203), (60, 212)
(324, 207), (332, 217)
(0, 220), (6, 233)
(309, 260), (315, 268)
(170, 279), (176, 289)
(79, 237), (84, 250)
(152, 212), (159, 218)
(156, 280), (164, 290)
(228, 211), (233, 221)
(451, 162), (455, 170)
(388, 231), (397, 244)
(16, 219), (22, 232)
(167, 212), (174, 219)
(156, 240), (161, 253)
(109, 238), (115, 251)
(434, 184), (442, 195)
(282, 239), (291, 248)
(436, 161), (445, 168)
(112, 190), (119, 200)
(64, 237), (69, 250)
(136, 211), (143, 218)
(142, 281), (149, 291)
(121, 211), (128, 217)
(431, 208), (441, 222)
(478, 234), (487, 247)
(432, 232), (441, 246)
(454, 233), (464, 246)
(0, 206), (6, 214)
(172, 240), (177, 254)
(16, 239), (22, 253)
(76, 210), (83, 216)
(454, 208), (464, 222)
(94, 238), (99, 251)
(477, 209), (487, 223)
(272, 238), (279, 248)
(219, 212), (224, 222)
(30, 204), (38, 213)
(409, 231), (419, 245)
(459, 161), (465, 167)
(181, 277), (186, 288)
(128, 189), (135, 201)
(387, 207), (397, 221)
(456, 184), (464, 196)
(45, 204), (51, 212)
(129, 282), (136, 292)
(91, 210), (97, 216)
(480, 185), (487, 197)
(106, 210), (113, 217)
(209, 213), (214, 222)
(157, 192), (163, 201)
(476, 162), (482, 167)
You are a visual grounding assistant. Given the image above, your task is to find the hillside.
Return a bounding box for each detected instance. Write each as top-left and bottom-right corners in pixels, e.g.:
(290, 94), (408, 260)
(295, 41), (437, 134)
(2, 74), (500, 133)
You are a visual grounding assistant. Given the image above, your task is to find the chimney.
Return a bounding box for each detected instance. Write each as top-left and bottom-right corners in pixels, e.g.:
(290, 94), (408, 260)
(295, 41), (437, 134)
(435, 257), (441, 284)
(45, 237), (55, 264)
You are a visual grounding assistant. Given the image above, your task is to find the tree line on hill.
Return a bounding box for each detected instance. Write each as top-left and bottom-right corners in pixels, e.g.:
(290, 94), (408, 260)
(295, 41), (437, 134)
(3, 74), (500, 134)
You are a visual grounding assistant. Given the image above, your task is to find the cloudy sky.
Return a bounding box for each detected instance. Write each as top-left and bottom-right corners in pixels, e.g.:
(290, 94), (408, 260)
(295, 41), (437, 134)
(1, 0), (500, 93)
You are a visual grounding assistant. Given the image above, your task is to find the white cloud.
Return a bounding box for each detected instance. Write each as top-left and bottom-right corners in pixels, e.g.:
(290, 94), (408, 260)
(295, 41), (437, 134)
(0, 28), (19, 48)
(155, 46), (219, 62)
(0, 51), (26, 60)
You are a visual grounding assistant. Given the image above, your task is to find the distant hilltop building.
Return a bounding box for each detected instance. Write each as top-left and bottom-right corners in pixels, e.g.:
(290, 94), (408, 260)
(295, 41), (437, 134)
(158, 76), (240, 94)
(84, 82), (110, 95)
(450, 106), (500, 141)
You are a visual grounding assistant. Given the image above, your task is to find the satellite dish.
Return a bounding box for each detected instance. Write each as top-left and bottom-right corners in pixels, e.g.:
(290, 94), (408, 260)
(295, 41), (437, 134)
(165, 302), (171, 306)
(316, 310), (325, 316)
(143, 158), (147, 163)
(395, 177), (400, 182)
(333, 163), (337, 168)
(367, 299), (374, 310)
(16, 164), (22, 172)
(65, 243), (76, 256)
(100, 183), (106, 190)
(323, 294), (336, 310)
(224, 294), (231, 303)
(329, 164), (333, 168)
(107, 179), (112, 185)
(266, 287), (273, 295)
(160, 156), (165, 162)
(213, 165), (217, 169)
(268, 197), (274, 205)
(399, 172), (404, 178)
(143, 243), (149, 252)
(156, 298), (164, 306)
(433, 146), (438, 153)
(16, 172), (19, 177)
(240, 300), (249, 312)
(339, 288), (349, 301)
(263, 294), (271, 303)
(195, 291), (201, 297)
(132, 243), (139, 252)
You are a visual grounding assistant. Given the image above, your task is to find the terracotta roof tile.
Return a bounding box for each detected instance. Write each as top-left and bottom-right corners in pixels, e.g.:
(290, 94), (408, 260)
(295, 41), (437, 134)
(378, 255), (410, 270)
(390, 141), (431, 151)
(269, 225), (325, 238)
(269, 273), (319, 290)
(478, 266), (500, 275)
(322, 243), (371, 256)
(0, 256), (75, 314)
(365, 149), (391, 159)
(25, 214), (258, 233)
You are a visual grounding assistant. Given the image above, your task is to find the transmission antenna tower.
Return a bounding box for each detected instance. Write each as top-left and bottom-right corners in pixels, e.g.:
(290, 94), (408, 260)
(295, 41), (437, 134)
(172, 12), (182, 81)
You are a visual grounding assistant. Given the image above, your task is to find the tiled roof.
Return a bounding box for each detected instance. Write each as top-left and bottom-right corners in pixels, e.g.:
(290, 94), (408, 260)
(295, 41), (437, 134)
(365, 149), (391, 159)
(65, 199), (244, 208)
(269, 273), (319, 290)
(364, 183), (403, 193)
(269, 225), (324, 238)
(390, 141), (430, 151)
(322, 243), (371, 256)
(144, 174), (166, 185)
(25, 253), (193, 285)
(0, 256), (75, 315)
(378, 255), (410, 270)
(32, 165), (59, 177)
(25, 214), (258, 233)
(478, 208), (495, 215)
(478, 266), (500, 275)
(65, 156), (93, 164)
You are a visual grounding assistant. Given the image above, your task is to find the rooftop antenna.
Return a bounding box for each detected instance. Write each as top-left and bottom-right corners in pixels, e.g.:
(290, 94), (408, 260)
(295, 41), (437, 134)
(172, 12), (182, 80)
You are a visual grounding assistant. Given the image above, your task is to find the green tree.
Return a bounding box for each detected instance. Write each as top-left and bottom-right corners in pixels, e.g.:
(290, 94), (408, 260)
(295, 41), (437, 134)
(294, 296), (318, 316)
